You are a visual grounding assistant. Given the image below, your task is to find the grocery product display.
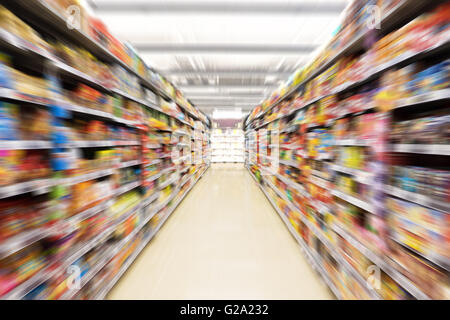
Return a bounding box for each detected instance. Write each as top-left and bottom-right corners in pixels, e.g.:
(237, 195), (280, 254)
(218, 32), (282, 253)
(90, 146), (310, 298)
(211, 128), (244, 163)
(245, 0), (449, 300)
(0, 0), (210, 300)
(0, 0), (449, 303)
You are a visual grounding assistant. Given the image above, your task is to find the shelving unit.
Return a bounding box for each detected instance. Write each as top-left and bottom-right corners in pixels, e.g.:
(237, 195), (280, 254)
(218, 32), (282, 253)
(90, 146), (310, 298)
(245, 0), (434, 125)
(0, 0), (210, 300)
(244, 0), (449, 300)
(211, 128), (244, 163)
(247, 166), (343, 299)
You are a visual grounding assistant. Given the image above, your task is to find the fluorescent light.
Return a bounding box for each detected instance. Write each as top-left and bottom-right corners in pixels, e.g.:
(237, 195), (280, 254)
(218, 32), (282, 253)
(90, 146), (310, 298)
(179, 85), (275, 90)
(212, 108), (243, 119)
(188, 95), (263, 99)
(192, 100), (261, 105)
(182, 87), (267, 93)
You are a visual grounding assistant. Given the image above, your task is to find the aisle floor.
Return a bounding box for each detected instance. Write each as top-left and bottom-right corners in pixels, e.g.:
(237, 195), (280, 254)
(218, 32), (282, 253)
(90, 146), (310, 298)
(108, 164), (333, 299)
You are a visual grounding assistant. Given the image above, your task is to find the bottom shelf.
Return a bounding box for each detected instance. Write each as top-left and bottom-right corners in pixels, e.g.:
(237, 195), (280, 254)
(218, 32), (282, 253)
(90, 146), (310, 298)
(246, 168), (341, 300)
(94, 165), (209, 299)
(247, 165), (433, 300)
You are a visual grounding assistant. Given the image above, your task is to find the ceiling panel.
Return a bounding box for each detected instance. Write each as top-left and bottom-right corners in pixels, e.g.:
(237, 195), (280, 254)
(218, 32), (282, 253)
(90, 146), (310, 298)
(91, 0), (346, 117)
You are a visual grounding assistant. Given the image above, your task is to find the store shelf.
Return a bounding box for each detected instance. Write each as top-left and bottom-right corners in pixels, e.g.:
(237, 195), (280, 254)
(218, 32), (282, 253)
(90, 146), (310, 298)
(318, 42), (450, 102)
(179, 174), (190, 187)
(60, 169), (116, 186)
(117, 160), (141, 169)
(265, 172), (429, 299)
(159, 167), (176, 175)
(2, 203), (139, 300)
(302, 219), (380, 299)
(59, 100), (141, 128)
(158, 175), (178, 189)
(329, 164), (373, 185)
(309, 175), (331, 190)
(309, 198), (331, 215)
(280, 126), (297, 134)
(92, 231), (152, 300)
(276, 60), (450, 127)
(141, 191), (160, 208)
(146, 172), (162, 182)
(304, 153), (332, 161)
(61, 101), (116, 120)
(248, 168), (341, 299)
(278, 159), (298, 168)
(0, 30), (174, 124)
(115, 181), (141, 197)
(254, 116), (284, 130)
(52, 60), (110, 93)
(149, 105), (194, 127)
(243, 0), (448, 301)
(92, 166), (208, 300)
(0, 87), (50, 107)
(145, 159), (162, 166)
(247, 0), (434, 124)
(1, 3), (208, 128)
(389, 234), (450, 271)
(180, 166), (191, 174)
(389, 144), (450, 156)
(61, 204), (160, 300)
(63, 201), (111, 233)
(331, 223), (431, 300)
(173, 130), (189, 136)
(0, 140), (52, 150)
(331, 190), (375, 214)
(2, 0), (447, 301)
(274, 173), (309, 198)
(310, 169), (329, 181)
(394, 88), (450, 109)
(0, 178), (54, 199)
(0, 226), (55, 261)
(62, 140), (140, 148)
(0, 0), (212, 302)
(111, 89), (146, 105)
(0, 28), (36, 56)
(9, 0), (179, 111)
(1, 27), (108, 95)
(263, 175), (394, 300)
(333, 139), (369, 147)
(384, 185), (449, 213)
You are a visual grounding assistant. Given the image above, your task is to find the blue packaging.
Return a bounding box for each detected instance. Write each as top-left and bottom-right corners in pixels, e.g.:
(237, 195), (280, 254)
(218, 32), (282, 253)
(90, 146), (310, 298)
(0, 102), (18, 140)
(0, 58), (13, 89)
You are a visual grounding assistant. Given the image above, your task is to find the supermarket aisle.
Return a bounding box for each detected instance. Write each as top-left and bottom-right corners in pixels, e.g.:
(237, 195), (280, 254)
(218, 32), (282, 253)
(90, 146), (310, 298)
(108, 164), (333, 299)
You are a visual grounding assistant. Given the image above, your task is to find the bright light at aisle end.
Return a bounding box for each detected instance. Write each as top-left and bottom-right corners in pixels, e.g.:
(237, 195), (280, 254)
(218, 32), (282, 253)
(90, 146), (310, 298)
(212, 108), (243, 119)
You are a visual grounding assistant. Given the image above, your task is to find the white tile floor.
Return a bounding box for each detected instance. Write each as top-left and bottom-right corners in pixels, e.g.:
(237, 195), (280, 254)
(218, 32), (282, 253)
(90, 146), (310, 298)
(107, 163), (333, 300)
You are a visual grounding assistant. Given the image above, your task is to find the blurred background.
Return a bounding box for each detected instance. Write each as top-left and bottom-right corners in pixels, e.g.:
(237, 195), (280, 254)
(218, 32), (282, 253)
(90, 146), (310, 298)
(0, 0), (448, 301)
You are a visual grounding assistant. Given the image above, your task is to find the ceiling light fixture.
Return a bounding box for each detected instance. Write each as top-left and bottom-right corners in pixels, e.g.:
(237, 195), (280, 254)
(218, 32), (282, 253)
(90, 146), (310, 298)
(212, 108), (244, 119)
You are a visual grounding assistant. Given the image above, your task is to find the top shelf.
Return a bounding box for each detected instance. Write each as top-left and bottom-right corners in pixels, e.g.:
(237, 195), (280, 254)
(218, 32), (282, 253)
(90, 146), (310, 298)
(247, 0), (431, 125)
(8, 0), (207, 125)
(12, 0), (138, 80)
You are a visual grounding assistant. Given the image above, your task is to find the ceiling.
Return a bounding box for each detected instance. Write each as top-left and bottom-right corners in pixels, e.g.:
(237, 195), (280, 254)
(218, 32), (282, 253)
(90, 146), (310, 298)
(90, 0), (347, 117)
